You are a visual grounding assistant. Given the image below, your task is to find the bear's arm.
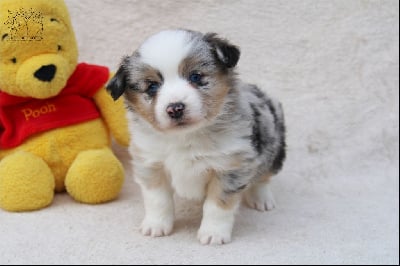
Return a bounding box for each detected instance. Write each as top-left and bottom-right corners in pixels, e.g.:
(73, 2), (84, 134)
(93, 87), (130, 147)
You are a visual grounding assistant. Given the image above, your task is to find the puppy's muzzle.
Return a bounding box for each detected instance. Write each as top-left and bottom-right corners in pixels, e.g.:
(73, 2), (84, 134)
(166, 102), (185, 120)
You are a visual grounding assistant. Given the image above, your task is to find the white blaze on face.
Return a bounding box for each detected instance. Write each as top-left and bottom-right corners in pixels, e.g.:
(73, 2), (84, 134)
(139, 30), (191, 77)
(139, 30), (205, 130)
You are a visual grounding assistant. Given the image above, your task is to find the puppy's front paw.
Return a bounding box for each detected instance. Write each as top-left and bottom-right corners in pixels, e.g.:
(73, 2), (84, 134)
(245, 184), (276, 212)
(140, 216), (174, 237)
(197, 224), (232, 245)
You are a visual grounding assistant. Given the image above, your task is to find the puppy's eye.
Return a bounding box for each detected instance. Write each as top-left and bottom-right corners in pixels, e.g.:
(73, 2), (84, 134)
(189, 72), (203, 85)
(11, 57), (17, 64)
(57, 45), (62, 51)
(146, 82), (160, 97)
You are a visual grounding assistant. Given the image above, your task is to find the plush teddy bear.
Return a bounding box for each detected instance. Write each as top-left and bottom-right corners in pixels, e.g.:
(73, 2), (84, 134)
(0, 0), (130, 212)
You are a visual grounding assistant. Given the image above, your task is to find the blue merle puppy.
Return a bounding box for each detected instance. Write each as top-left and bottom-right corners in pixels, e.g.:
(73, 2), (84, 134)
(107, 29), (286, 245)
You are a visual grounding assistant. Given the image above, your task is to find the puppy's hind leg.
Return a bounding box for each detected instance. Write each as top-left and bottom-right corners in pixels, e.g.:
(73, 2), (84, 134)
(244, 174), (276, 212)
(135, 164), (175, 237)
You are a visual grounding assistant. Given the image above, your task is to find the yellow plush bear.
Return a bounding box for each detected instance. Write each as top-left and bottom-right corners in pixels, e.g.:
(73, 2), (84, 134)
(0, 0), (130, 212)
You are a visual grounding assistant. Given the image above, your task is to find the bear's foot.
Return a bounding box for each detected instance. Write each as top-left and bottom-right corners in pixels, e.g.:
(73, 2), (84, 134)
(65, 148), (124, 204)
(0, 152), (55, 212)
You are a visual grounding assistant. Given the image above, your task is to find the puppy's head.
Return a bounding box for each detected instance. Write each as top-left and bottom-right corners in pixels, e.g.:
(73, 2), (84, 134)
(107, 29), (240, 132)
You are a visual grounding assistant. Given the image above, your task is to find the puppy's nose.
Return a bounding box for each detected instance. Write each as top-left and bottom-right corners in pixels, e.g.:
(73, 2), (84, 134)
(34, 64), (57, 82)
(166, 102), (185, 120)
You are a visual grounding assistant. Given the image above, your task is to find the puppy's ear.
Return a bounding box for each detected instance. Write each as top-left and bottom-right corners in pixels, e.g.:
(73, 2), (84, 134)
(204, 33), (241, 69)
(107, 56), (130, 100)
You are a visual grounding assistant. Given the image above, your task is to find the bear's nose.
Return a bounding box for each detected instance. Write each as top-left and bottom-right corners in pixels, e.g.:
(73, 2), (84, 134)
(34, 64), (57, 82)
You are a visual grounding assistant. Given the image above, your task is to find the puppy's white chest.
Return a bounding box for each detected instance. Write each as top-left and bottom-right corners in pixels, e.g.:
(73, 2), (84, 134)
(164, 151), (210, 200)
(132, 120), (249, 200)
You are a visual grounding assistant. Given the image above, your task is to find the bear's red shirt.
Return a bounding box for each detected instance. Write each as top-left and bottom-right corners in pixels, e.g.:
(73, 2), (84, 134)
(0, 63), (109, 149)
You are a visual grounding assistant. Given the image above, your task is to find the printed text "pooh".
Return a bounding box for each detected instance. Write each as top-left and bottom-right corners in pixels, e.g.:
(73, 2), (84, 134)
(21, 103), (57, 121)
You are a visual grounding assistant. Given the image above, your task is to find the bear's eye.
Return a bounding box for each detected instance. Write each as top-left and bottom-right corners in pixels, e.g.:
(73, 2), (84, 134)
(58, 45), (62, 51)
(11, 58), (17, 64)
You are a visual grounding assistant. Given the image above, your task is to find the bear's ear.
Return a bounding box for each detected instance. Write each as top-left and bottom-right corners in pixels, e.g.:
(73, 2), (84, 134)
(107, 56), (130, 100)
(204, 33), (241, 69)
(1, 33), (9, 41)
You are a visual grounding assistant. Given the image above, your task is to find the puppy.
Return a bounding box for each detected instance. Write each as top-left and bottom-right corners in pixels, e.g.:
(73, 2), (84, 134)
(107, 29), (286, 245)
